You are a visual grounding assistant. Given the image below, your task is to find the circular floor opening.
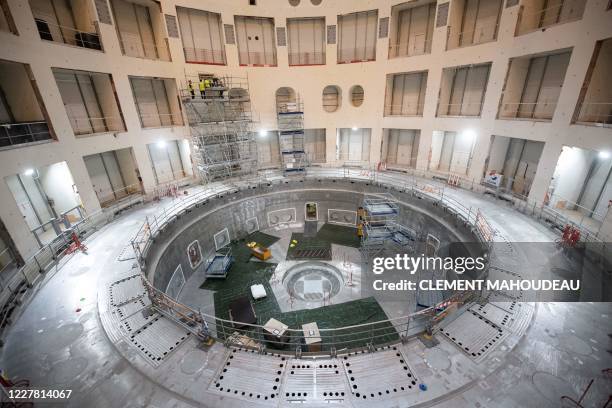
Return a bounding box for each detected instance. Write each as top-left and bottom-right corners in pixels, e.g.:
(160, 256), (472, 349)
(282, 262), (344, 302)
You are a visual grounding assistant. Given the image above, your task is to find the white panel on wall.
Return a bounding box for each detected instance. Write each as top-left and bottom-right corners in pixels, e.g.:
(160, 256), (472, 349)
(304, 129), (326, 163)
(177, 7), (225, 64)
(385, 129), (420, 168)
(287, 17), (325, 65)
(235, 16), (277, 66)
(387, 71), (427, 116)
(337, 10), (377, 63)
(337, 128), (371, 163)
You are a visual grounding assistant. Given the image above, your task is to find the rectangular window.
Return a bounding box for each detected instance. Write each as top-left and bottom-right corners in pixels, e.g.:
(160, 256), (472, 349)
(146, 140), (186, 184)
(573, 38), (612, 127)
(384, 129), (420, 169)
(29, 0), (101, 49)
(304, 129), (326, 163)
(438, 63), (491, 117)
(130, 77), (182, 128)
(337, 10), (377, 64)
(287, 17), (326, 66)
(235, 15), (277, 66)
(516, 0), (586, 36)
(0, 60), (53, 149)
(499, 50), (571, 121)
(337, 128), (371, 163)
(385, 71), (428, 116)
(176, 7), (226, 65)
(53, 68), (125, 136)
(389, 2), (435, 58)
(110, 0), (170, 61)
(447, 0), (502, 50)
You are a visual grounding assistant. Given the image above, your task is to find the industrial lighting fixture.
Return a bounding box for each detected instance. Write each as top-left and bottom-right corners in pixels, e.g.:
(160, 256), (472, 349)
(258, 130), (268, 137)
(598, 151), (610, 159)
(351, 127), (358, 131)
(156, 140), (167, 148)
(24, 168), (34, 176)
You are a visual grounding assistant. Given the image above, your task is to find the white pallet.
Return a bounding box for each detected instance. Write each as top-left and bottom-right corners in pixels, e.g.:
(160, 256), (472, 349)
(129, 316), (191, 366)
(209, 348), (285, 404)
(441, 310), (508, 362)
(341, 347), (419, 401)
(281, 358), (347, 402)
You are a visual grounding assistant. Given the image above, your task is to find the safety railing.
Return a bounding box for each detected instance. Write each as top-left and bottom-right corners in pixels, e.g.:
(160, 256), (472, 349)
(0, 121), (52, 149)
(388, 33), (432, 58)
(288, 52), (326, 66)
(182, 47), (226, 65)
(237, 51), (277, 67)
(498, 101), (557, 121)
(436, 101), (484, 117)
(119, 33), (171, 61)
(337, 51), (376, 64)
(0, 199), (144, 337)
(143, 272), (477, 353)
(138, 112), (183, 128)
(33, 18), (102, 50)
(573, 102), (612, 127)
(515, 0), (586, 36)
(96, 183), (143, 208)
(67, 116), (126, 136)
(446, 22), (499, 50)
(384, 102), (425, 117)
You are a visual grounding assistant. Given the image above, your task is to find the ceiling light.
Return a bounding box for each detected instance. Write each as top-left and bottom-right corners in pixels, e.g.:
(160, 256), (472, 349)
(598, 151), (610, 159)
(258, 130), (268, 137)
(24, 168), (34, 176)
(351, 127), (358, 131)
(156, 140), (167, 148)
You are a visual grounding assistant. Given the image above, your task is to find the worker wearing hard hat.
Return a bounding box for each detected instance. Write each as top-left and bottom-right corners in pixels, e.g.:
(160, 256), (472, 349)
(199, 78), (206, 99)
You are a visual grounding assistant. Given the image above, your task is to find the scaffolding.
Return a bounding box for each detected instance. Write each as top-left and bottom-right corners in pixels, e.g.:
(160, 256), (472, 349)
(183, 75), (258, 183)
(276, 95), (307, 174)
(359, 193), (417, 261)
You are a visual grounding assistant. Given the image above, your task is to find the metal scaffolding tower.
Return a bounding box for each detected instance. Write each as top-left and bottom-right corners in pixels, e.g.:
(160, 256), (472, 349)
(359, 193), (416, 262)
(276, 95), (307, 174)
(183, 75), (257, 183)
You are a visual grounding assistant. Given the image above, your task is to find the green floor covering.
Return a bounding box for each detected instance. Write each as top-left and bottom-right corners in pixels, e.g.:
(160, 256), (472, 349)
(199, 224), (396, 349)
(231, 231), (280, 262)
(286, 223), (361, 260)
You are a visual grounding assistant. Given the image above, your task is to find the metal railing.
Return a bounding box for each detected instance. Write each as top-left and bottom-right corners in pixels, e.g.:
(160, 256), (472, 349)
(34, 18), (102, 50)
(446, 22), (499, 50)
(68, 116), (126, 136)
(388, 33), (432, 58)
(0, 121), (52, 149)
(138, 112), (183, 128)
(574, 102), (612, 127)
(288, 52), (326, 66)
(384, 102), (425, 117)
(238, 51), (277, 66)
(437, 101), (484, 117)
(119, 33), (171, 61)
(498, 101), (557, 120)
(515, 0), (586, 36)
(183, 47), (226, 65)
(96, 183), (143, 208)
(143, 272), (477, 353)
(127, 168), (498, 353)
(0, 197), (148, 337)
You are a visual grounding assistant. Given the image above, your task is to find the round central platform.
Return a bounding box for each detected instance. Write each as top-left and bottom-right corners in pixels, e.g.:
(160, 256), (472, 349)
(282, 261), (344, 302)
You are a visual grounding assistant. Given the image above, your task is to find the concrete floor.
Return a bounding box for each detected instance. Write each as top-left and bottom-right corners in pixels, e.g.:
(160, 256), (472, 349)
(1, 170), (611, 407)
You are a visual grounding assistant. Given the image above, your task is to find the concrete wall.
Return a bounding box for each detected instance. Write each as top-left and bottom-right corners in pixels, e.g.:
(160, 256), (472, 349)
(146, 180), (481, 293)
(0, 0), (611, 261)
